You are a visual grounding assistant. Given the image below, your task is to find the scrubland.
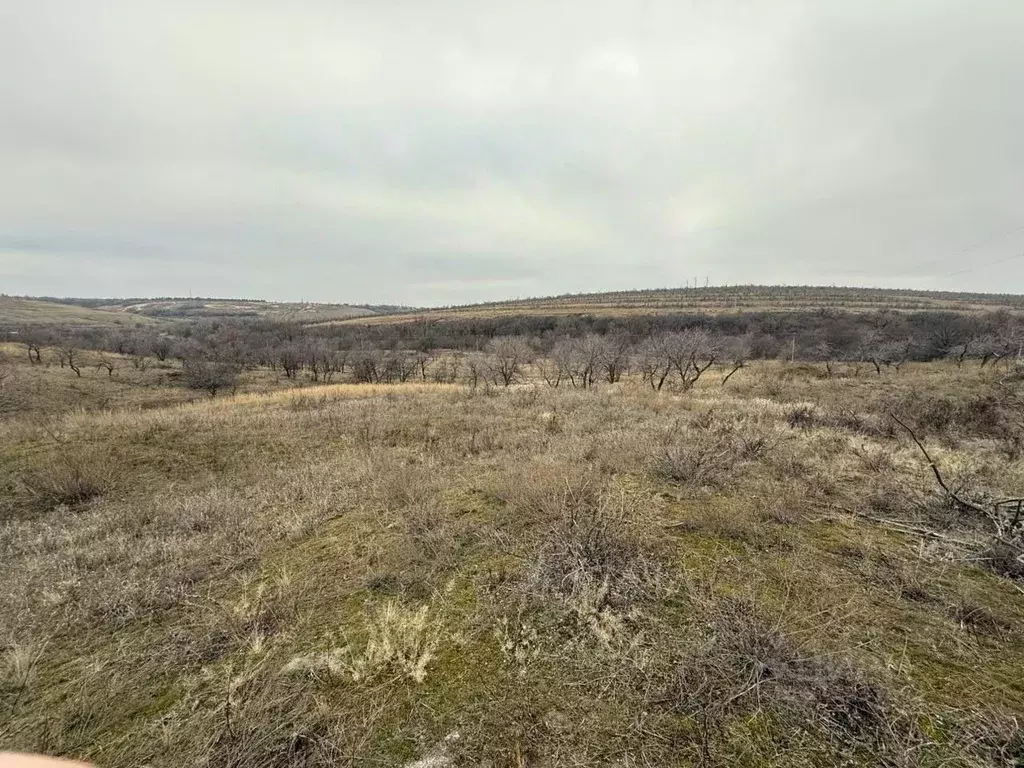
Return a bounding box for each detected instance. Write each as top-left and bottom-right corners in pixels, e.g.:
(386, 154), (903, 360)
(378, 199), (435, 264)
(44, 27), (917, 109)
(1, 351), (1023, 767)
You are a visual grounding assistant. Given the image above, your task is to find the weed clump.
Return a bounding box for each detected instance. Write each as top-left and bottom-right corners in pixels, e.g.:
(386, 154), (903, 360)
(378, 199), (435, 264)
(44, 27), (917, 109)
(284, 601), (442, 684)
(662, 599), (914, 761)
(14, 452), (115, 514)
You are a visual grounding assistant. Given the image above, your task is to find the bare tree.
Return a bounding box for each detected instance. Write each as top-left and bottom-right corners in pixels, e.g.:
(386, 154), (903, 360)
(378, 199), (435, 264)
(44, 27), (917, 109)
(57, 345), (82, 377)
(809, 340), (839, 377)
(430, 353), (462, 384)
(637, 336), (673, 391)
(975, 333), (1013, 369)
(182, 358), (239, 397)
(663, 329), (718, 390)
(598, 334), (632, 384)
(486, 337), (531, 386)
(551, 336), (600, 389)
(464, 353), (487, 389)
(96, 355), (117, 377)
(721, 334), (753, 385)
(874, 339), (913, 374)
(278, 344), (305, 379)
(20, 327), (45, 364)
(352, 350), (384, 383)
(413, 347), (435, 381)
(538, 355), (563, 388)
(384, 352), (418, 383)
(151, 336), (173, 362)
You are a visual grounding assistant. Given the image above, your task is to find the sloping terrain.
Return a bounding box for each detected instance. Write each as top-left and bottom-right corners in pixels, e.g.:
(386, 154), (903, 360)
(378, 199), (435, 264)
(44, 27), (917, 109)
(57, 298), (381, 322)
(339, 286), (1024, 325)
(0, 297), (158, 329)
(1, 357), (1023, 767)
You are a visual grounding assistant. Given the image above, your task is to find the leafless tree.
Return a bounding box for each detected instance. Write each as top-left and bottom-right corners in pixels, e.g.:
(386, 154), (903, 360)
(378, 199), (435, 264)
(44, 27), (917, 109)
(464, 352), (488, 389)
(486, 337), (531, 386)
(975, 333), (1014, 369)
(384, 352), (418, 383)
(57, 345), (82, 377)
(96, 355), (117, 377)
(663, 329), (718, 390)
(413, 348), (435, 381)
(721, 334), (752, 385)
(538, 355), (563, 388)
(352, 350), (384, 383)
(151, 336), (173, 362)
(874, 339), (913, 374)
(20, 328), (44, 364)
(637, 336), (673, 391)
(182, 358), (239, 397)
(551, 336), (601, 388)
(809, 340), (839, 377)
(598, 334), (632, 384)
(278, 344), (305, 379)
(430, 353), (462, 384)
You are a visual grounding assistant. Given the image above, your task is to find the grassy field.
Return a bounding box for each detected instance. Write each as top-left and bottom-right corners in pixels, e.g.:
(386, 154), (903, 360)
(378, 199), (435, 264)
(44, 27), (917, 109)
(336, 286), (1024, 326)
(0, 297), (159, 329)
(2, 346), (1023, 766)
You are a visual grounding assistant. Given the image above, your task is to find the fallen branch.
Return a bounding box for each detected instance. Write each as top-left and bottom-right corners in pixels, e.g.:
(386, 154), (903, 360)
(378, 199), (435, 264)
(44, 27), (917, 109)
(889, 413), (991, 517)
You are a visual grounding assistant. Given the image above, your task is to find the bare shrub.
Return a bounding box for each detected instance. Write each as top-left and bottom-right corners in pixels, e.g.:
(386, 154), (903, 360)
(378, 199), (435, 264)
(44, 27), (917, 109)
(155, 660), (353, 768)
(653, 418), (781, 489)
(529, 490), (664, 648)
(182, 357), (239, 397)
(662, 599), (913, 761)
(15, 452), (115, 512)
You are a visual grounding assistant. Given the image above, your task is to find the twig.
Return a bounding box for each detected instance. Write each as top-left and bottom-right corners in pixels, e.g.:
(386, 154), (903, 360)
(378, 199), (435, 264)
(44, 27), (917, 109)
(889, 413), (991, 517)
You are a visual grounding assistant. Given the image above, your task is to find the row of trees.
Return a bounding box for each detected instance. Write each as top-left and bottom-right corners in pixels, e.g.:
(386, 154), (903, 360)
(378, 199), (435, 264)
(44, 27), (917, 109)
(6, 309), (1024, 395)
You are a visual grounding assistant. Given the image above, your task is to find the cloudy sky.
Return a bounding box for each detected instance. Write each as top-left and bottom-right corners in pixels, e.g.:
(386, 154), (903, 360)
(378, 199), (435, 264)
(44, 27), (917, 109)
(2, 2), (1023, 306)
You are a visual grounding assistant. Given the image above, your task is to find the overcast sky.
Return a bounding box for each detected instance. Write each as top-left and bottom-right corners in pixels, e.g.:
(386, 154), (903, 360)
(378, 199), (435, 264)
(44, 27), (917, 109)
(2, 2), (1023, 306)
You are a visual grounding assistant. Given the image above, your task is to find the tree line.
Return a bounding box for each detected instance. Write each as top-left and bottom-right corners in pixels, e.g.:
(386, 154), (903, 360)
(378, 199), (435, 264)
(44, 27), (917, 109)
(4, 308), (1024, 395)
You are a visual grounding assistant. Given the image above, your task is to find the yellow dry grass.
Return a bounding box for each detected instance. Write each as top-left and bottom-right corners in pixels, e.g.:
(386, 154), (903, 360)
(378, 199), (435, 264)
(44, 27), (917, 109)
(1, 357), (1023, 766)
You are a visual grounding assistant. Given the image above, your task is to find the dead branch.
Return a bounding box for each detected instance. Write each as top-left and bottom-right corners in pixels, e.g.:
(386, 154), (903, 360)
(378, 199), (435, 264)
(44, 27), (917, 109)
(889, 413), (991, 517)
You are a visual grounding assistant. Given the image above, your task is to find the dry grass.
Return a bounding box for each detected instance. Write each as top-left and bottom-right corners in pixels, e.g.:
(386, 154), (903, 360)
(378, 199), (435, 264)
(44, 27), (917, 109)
(0, 297), (159, 327)
(335, 286), (1024, 325)
(1, 357), (1023, 766)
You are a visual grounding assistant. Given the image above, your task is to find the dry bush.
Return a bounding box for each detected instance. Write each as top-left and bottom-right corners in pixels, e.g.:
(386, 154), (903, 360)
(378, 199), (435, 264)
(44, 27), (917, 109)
(652, 417), (785, 489)
(528, 489), (664, 649)
(12, 451), (117, 514)
(786, 402), (882, 436)
(146, 660), (355, 768)
(661, 598), (917, 762)
(488, 461), (602, 528)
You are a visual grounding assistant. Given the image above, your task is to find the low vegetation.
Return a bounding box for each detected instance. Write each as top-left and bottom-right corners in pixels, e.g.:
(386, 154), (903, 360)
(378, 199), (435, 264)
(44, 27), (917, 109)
(1, 296), (1023, 766)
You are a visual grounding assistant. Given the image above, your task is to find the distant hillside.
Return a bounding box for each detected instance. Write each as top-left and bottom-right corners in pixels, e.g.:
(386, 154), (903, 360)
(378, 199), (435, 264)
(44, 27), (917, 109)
(41, 297), (395, 323)
(0, 296), (158, 329)
(337, 285), (1024, 325)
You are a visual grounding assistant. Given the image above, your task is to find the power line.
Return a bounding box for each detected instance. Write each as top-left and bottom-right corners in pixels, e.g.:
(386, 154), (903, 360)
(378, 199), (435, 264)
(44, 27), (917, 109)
(945, 250), (1024, 279)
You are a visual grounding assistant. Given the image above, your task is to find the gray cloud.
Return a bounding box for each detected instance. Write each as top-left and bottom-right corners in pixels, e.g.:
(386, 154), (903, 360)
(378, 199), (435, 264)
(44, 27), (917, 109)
(2, 1), (1023, 305)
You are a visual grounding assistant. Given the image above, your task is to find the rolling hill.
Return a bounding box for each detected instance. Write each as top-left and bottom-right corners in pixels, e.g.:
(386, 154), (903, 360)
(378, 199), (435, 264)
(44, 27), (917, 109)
(335, 285), (1024, 325)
